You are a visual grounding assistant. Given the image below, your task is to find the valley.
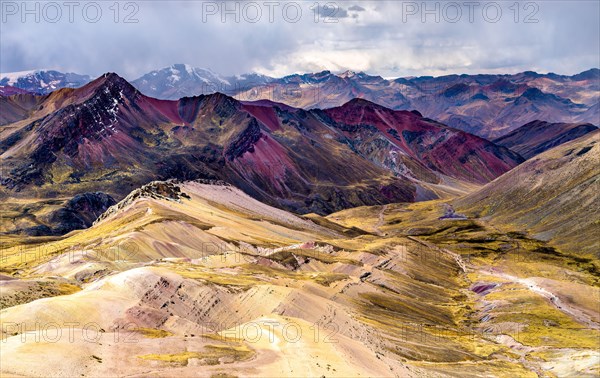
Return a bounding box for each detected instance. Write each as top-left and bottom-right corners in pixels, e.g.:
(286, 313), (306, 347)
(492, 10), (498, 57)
(1, 165), (598, 377)
(0, 70), (598, 378)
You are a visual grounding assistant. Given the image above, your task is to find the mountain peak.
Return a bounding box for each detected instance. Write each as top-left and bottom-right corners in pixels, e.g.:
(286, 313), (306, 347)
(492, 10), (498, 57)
(342, 97), (381, 108)
(84, 72), (129, 87)
(68, 72), (139, 105)
(522, 70), (541, 77)
(203, 91), (238, 104)
(178, 91), (242, 120)
(334, 97), (422, 119)
(91, 72), (136, 91)
(171, 63), (194, 71)
(168, 64), (219, 77)
(133, 64), (231, 98)
(338, 70), (371, 79)
(339, 70), (357, 78)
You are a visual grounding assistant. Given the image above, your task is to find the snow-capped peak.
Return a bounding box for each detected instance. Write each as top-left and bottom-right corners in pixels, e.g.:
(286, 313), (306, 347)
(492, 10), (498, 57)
(0, 69), (46, 85)
(164, 64), (231, 86)
(0, 69), (92, 94)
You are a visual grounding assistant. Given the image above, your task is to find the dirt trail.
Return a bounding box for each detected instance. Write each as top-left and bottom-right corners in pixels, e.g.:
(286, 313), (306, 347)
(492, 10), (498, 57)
(408, 234), (597, 329)
(480, 268), (600, 330)
(373, 204), (388, 236)
(418, 237), (599, 376)
(451, 220), (600, 330)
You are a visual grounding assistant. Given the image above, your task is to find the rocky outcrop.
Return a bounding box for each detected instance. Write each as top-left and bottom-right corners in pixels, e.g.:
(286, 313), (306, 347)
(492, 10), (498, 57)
(94, 181), (190, 224)
(225, 118), (262, 160)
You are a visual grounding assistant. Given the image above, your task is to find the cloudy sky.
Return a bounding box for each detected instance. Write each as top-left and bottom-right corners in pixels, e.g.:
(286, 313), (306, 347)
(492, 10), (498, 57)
(1, 0), (599, 79)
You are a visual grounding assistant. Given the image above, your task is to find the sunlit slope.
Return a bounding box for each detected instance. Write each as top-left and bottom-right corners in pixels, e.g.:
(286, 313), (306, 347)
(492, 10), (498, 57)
(455, 130), (600, 257)
(1, 180), (543, 377)
(0, 181), (343, 271)
(327, 198), (600, 377)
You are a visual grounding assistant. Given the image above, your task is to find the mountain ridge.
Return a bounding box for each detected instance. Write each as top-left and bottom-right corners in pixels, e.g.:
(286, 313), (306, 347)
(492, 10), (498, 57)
(1, 73), (522, 236)
(4, 66), (597, 138)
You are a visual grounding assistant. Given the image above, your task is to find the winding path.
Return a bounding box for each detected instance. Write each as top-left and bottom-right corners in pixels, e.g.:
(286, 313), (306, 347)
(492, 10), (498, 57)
(373, 204), (388, 236)
(480, 268), (600, 330)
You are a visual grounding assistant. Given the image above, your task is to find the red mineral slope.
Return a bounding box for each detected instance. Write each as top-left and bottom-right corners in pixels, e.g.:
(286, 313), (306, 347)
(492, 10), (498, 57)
(322, 98), (524, 184)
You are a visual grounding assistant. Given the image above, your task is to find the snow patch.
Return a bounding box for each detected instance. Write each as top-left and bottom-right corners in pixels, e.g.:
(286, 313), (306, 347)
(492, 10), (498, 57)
(0, 69), (44, 85)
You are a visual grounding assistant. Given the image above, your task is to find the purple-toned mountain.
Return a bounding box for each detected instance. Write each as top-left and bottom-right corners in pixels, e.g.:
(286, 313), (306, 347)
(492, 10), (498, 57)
(0, 85), (35, 96)
(233, 69), (599, 139)
(494, 120), (598, 159)
(320, 99), (523, 184)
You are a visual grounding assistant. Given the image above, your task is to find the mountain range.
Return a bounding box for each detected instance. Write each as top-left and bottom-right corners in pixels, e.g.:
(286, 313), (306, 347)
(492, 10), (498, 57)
(3, 66), (598, 138)
(0, 73), (524, 236)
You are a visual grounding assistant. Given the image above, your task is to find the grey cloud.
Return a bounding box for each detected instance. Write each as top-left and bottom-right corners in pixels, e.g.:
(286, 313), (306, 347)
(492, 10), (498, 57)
(0, 1), (598, 79)
(311, 4), (349, 19)
(348, 5), (366, 12)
